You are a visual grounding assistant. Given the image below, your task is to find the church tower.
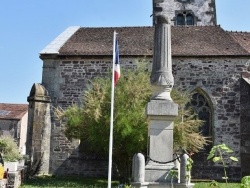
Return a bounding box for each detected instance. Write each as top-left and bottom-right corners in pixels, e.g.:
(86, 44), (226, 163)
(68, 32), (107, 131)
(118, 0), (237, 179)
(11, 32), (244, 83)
(153, 0), (217, 26)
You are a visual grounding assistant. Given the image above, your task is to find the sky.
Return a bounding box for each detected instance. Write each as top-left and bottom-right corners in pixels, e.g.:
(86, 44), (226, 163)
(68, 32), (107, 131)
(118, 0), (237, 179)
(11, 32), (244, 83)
(0, 0), (249, 104)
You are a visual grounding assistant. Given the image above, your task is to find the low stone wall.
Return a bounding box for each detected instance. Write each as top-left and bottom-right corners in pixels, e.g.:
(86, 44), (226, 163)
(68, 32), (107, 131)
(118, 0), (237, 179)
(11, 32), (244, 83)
(52, 157), (108, 177)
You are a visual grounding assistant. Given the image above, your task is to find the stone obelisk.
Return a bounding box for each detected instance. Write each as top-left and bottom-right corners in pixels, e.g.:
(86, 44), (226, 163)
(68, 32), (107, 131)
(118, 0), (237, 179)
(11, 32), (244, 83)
(144, 13), (178, 183)
(132, 13), (179, 187)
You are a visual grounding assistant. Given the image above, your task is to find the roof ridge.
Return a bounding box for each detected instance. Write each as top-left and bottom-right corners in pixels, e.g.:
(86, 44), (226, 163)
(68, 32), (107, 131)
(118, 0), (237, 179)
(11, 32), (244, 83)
(0, 103), (27, 105)
(226, 30), (250, 33)
(80, 26), (153, 29)
(172, 25), (221, 27)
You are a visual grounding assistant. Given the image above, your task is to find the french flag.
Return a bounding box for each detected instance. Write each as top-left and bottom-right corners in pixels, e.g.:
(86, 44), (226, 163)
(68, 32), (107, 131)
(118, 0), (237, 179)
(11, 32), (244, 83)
(114, 36), (120, 85)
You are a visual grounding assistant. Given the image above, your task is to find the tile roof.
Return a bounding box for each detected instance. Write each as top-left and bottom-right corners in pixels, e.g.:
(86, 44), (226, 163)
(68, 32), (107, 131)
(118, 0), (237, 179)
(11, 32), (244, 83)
(42, 26), (250, 57)
(228, 31), (250, 54)
(0, 103), (28, 120)
(171, 26), (250, 56)
(58, 27), (154, 56)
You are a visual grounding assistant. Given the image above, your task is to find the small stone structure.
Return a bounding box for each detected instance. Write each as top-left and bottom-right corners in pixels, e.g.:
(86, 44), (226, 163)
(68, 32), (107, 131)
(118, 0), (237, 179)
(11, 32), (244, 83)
(27, 83), (51, 175)
(132, 153), (145, 183)
(180, 154), (190, 184)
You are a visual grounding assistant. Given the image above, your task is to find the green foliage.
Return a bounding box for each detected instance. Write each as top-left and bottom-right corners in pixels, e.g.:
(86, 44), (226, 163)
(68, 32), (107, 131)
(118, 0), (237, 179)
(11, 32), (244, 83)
(0, 135), (23, 162)
(56, 71), (209, 181)
(186, 157), (193, 172)
(19, 175), (240, 188)
(209, 180), (219, 187)
(193, 182), (240, 188)
(167, 169), (178, 188)
(57, 70), (151, 181)
(184, 157), (194, 183)
(241, 176), (250, 188)
(207, 144), (238, 184)
(20, 176), (119, 188)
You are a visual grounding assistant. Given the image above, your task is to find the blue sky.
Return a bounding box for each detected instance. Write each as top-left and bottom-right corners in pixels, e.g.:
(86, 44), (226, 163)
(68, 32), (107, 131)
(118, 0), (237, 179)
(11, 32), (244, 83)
(0, 0), (249, 104)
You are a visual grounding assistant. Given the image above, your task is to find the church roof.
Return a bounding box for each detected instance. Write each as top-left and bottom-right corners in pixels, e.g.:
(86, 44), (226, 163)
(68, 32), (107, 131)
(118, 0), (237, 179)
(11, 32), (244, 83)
(0, 103), (28, 120)
(228, 31), (250, 54)
(40, 26), (250, 57)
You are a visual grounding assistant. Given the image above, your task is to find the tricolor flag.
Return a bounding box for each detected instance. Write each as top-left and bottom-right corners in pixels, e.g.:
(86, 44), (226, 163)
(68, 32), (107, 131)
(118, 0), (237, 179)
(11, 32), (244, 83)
(114, 36), (120, 85)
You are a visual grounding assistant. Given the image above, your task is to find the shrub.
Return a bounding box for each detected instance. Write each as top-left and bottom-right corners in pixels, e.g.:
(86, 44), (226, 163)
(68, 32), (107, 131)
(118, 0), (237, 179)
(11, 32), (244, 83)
(241, 176), (250, 188)
(0, 135), (23, 162)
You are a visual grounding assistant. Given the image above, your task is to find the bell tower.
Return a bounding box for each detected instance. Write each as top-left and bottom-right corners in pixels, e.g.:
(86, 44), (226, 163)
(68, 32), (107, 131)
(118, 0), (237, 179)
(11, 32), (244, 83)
(153, 0), (217, 26)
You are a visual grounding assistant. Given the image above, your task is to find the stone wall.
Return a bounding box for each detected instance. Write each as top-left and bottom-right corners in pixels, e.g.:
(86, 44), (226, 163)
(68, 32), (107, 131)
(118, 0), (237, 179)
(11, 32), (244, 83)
(173, 57), (250, 180)
(0, 115), (27, 154)
(42, 57), (151, 108)
(0, 119), (18, 137)
(41, 56), (151, 177)
(41, 56), (250, 179)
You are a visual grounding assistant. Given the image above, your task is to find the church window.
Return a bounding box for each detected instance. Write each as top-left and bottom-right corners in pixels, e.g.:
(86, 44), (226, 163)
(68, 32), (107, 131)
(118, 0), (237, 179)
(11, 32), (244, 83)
(186, 13), (194, 25)
(177, 14), (185, 26)
(175, 11), (195, 26)
(190, 93), (212, 138)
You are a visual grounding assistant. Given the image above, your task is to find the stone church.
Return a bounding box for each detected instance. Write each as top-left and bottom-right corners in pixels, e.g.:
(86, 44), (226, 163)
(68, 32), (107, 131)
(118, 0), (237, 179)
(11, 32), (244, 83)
(27, 0), (250, 181)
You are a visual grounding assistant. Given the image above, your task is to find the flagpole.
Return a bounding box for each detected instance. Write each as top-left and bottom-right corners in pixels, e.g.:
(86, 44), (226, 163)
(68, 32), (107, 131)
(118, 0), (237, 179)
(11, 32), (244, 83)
(108, 31), (117, 188)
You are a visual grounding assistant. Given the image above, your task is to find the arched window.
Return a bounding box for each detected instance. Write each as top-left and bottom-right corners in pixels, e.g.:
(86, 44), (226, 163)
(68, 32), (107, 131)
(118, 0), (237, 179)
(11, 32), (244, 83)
(186, 13), (194, 25)
(177, 14), (185, 26)
(190, 93), (212, 138)
(175, 11), (195, 26)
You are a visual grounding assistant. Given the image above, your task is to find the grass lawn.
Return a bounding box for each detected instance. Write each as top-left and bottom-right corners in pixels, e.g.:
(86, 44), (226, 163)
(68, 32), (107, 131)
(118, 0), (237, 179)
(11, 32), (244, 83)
(20, 176), (241, 188)
(20, 176), (119, 188)
(193, 182), (240, 188)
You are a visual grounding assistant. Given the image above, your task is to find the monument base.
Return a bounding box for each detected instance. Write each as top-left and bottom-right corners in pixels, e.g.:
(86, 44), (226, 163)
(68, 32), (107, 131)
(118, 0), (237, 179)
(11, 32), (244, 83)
(145, 162), (175, 182)
(131, 182), (195, 188)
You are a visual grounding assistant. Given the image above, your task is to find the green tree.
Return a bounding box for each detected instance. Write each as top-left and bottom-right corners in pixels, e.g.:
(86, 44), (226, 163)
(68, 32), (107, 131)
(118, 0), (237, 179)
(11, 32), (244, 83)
(55, 70), (209, 182)
(56, 69), (151, 182)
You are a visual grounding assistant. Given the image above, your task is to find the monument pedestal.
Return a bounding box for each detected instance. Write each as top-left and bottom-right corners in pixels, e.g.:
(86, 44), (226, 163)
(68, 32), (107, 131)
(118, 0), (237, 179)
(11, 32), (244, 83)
(145, 162), (175, 182)
(132, 182), (195, 188)
(132, 100), (194, 187)
(145, 100), (177, 183)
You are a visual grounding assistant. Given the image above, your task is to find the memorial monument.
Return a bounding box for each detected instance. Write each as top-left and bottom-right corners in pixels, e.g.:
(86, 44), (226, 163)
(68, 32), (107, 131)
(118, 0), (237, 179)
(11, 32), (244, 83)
(131, 11), (194, 188)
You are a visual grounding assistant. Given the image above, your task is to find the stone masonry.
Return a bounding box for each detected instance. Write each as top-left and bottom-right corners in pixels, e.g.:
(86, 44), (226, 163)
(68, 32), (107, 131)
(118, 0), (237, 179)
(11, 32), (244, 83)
(41, 57), (151, 177)
(153, 0), (216, 26)
(173, 57), (250, 180)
